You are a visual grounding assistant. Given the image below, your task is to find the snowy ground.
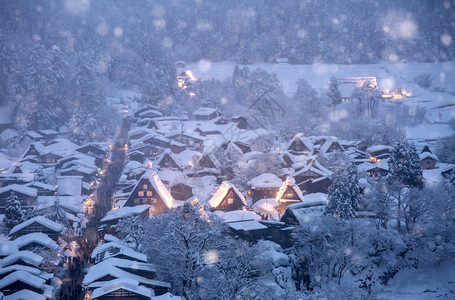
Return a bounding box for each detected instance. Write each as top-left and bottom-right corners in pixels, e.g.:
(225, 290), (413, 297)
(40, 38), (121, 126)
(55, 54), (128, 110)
(375, 261), (455, 299)
(183, 60), (455, 141)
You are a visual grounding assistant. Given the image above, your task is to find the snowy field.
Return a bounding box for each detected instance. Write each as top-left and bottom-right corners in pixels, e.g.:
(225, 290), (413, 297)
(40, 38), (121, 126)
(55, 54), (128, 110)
(184, 60), (455, 142)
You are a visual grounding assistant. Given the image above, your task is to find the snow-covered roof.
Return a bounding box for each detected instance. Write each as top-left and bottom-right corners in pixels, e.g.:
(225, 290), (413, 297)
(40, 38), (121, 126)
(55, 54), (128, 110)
(91, 242), (147, 262)
(138, 109), (163, 118)
(248, 173), (282, 189)
(285, 133), (314, 153)
(141, 171), (174, 209)
(0, 270), (45, 290)
(26, 181), (56, 191)
(366, 145), (393, 154)
(419, 152), (438, 161)
(208, 181), (246, 208)
(83, 263), (170, 289)
(212, 210), (261, 222)
(97, 257), (156, 273)
(193, 107), (218, 116)
(284, 205), (326, 225)
(0, 264), (41, 277)
(275, 177), (304, 203)
(26, 131), (43, 139)
(35, 195), (83, 214)
(252, 198), (280, 221)
(0, 251), (43, 268)
(292, 159), (333, 178)
(101, 204), (150, 223)
(226, 220), (268, 231)
(91, 278), (153, 299)
(43, 138), (79, 157)
(0, 184), (38, 197)
(13, 232), (59, 250)
(4, 289), (45, 300)
(9, 216), (64, 236)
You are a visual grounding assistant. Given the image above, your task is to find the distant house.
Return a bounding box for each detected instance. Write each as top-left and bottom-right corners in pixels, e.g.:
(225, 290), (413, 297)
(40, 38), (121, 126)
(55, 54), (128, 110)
(195, 153), (221, 170)
(292, 160), (332, 194)
(13, 232), (59, 251)
(100, 205), (150, 234)
(0, 270), (47, 296)
(285, 133), (313, 155)
(248, 173), (282, 204)
(208, 181), (246, 211)
(38, 129), (59, 140)
(26, 131), (44, 142)
(280, 194), (328, 226)
(177, 70), (197, 90)
(154, 150), (181, 171)
(166, 132), (205, 152)
(358, 160), (389, 178)
(313, 137), (345, 156)
(231, 115), (248, 130)
(9, 216), (64, 240)
(367, 145), (393, 160)
(90, 278), (154, 300)
(124, 171), (174, 215)
(419, 145), (438, 170)
(170, 182), (194, 201)
(275, 178), (305, 215)
(76, 143), (107, 158)
(192, 107), (219, 121)
(0, 251), (43, 269)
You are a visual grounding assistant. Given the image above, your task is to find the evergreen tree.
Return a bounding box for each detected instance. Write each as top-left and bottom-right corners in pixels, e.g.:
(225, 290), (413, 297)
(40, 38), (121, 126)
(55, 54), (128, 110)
(46, 198), (70, 228)
(324, 76), (341, 109)
(388, 141), (423, 188)
(69, 55), (117, 142)
(346, 162), (362, 211)
(294, 78), (321, 117)
(325, 171), (355, 220)
(3, 192), (23, 228)
(22, 207), (38, 221)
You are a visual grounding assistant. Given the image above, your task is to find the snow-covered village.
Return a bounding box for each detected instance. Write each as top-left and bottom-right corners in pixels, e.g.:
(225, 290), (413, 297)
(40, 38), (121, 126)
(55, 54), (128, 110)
(0, 1), (455, 299)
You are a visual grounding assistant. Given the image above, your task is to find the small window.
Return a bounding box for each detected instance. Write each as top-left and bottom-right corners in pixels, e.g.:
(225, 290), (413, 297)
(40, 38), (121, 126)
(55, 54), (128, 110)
(143, 184), (148, 189)
(138, 191), (145, 197)
(135, 198), (141, 204)
(146, 191), (153, 196)
(227, 197), (234, 204)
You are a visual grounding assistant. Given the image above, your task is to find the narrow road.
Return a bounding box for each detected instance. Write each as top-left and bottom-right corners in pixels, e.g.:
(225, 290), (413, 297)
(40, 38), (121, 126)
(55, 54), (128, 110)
(57, 117), (132, 299)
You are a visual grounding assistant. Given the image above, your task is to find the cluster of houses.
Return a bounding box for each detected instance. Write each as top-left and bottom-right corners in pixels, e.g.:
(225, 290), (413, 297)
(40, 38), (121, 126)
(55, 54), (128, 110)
(100, 104), (450, 247)
(0, 132), (111, 233)
(82, 234), (175, 299)
(0, 101), (453, 298)
(0, 216), (65, 298)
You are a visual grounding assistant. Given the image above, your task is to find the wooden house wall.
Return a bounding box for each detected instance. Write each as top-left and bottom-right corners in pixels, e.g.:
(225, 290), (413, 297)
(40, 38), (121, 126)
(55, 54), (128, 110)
(125, 179), (168, 215)
(0, 282), (41, 296)
(212, 189), (244, 211)
(11, 222), (61, 240)
(170, 183), (193, 200)
(421, 158), (436, 170)
(251, 188), (279, 204)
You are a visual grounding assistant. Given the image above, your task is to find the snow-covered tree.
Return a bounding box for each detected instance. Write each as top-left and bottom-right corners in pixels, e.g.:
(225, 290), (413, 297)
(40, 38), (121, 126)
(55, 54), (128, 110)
(46, 198), (70, 229)
(325, 170), (356, 220)
(141, 203), (224, 298)
(324, 76), (341, 109)
(3, 192), (23, 228)
(294, 78), (321, 117)
(388, 141), (423, 188)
